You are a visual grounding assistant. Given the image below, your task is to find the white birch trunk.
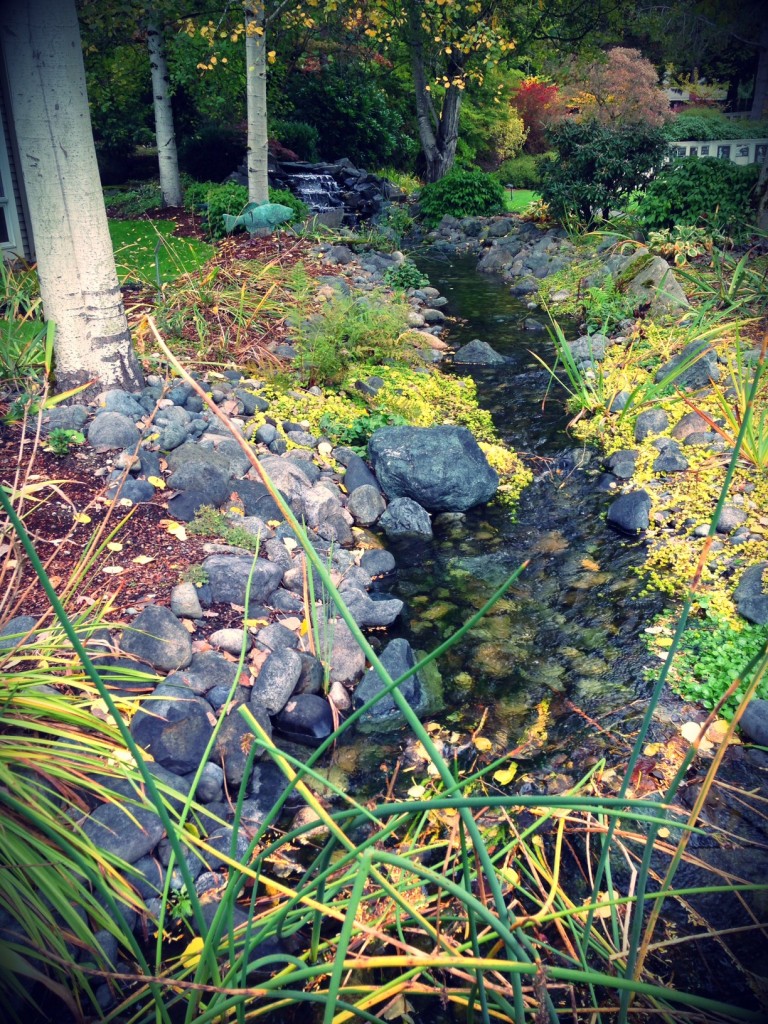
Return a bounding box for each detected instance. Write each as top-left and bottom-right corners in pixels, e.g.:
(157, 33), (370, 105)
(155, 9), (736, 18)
(245, 3), (270, 206)
(147, 17), (182, 207)
(0, 0), (143, 394)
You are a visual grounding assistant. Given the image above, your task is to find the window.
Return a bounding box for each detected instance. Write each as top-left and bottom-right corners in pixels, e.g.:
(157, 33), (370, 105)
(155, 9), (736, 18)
(737, 146), (749, 158)
(756, 145), (768, 164)
(717, 145), (731, 160)
(669, 145), (686, 158)
(700, 145), (710, 156)
(689, 146), (698, 157)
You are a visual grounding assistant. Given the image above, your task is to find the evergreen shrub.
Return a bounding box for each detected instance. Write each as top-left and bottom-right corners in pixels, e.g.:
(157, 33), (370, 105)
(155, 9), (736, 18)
(417, 171), (506, 227)
(637, 157), (758, 233)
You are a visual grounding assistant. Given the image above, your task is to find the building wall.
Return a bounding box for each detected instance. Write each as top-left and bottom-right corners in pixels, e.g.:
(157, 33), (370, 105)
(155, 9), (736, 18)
(667, 139), (768, 166)
(0, 49), (33, 260)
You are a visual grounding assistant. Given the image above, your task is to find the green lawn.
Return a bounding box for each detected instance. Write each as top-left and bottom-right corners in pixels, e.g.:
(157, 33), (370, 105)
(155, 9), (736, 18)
(109, 219), (213, 287)
(503, 189), (540, 213)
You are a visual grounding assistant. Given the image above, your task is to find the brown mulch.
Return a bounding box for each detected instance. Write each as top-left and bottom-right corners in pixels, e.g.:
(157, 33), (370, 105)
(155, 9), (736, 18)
(0, 229), (337, 630)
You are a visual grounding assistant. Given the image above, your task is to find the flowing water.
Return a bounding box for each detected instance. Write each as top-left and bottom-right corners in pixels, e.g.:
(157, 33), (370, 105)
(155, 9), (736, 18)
(345, 252), (663, 786)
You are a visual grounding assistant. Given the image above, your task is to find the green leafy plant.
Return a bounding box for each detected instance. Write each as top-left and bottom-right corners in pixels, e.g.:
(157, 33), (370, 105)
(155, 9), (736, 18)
(677, 247), (768, 312)
(664, 112), (768, 142)
(104, 181), (163, 218)
(583, 277), (638, 335)
(269, 118), (320, 161)
(187, 506), (263, 551)
(666, 613), (768, 718)
(541, 119), (669, 227)
(179, 564), (209, 587)
(636, 157), (759, 235)
(44, 428), (85, 456)
(496, 153), (553, 189)
(647, 225), (722, 265)
(318, 410), (409, 453)
(382, 259), (428, 291)
(294, 291), (411, 387)
(375, 167), (422, 196)
(417, 170), (507, 226)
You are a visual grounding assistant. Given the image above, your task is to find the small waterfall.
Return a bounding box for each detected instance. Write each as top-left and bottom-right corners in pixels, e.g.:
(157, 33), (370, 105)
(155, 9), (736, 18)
(287, 172), (344, 212)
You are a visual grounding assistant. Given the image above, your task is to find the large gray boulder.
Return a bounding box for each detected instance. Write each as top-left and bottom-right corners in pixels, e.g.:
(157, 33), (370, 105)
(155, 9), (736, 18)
(368, 425), (498, 512)
(622, 255), (689, 316)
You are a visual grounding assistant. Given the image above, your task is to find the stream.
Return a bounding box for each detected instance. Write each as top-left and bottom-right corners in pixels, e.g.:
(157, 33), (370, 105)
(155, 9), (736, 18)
(344, 252), (664, 786)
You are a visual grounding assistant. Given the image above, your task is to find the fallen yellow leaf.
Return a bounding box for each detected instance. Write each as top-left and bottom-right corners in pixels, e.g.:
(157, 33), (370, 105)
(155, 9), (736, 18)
(473, 736), (493, 752)
(73, 512), (91, 524)
(133, 555), (155, 565)
(147, 475), (166, 489)
(106, 542), (123, 552)
(179, 935), (205, 968)
(493, 763), (518, 785)
(102, 566), (125, 575)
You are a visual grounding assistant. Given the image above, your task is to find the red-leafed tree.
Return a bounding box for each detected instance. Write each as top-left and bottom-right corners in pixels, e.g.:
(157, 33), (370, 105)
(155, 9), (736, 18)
(511, 77), (563, 153)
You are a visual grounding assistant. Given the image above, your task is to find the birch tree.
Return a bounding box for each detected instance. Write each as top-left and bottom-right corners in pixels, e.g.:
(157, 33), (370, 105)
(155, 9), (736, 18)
(1, 0), (144, 394)
(147, 14), (183, 206)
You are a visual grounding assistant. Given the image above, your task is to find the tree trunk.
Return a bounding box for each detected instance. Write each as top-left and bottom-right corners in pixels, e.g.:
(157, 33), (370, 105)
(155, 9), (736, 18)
(245, 3), (269, 206)
(408, 10), (463, 182)
(756, 146), (768, 231)
(750, 21), (768, 120)
(1, 0), (143, 396)
(147, 17), (182, 207)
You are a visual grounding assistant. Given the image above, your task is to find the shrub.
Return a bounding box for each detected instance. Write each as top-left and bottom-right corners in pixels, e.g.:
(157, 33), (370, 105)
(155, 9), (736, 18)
(383, 259), (429, 291)
(105, 181), (163, 218)
(459, 92), (527, 170)
(637, 157), (759, 234)
(496, 154), (549, 190)
(269, 119), (319, 161)
(664, 112), (768, 141)
(541, 119), (668, 226)
(417, 170), (506, 227)
(178, 123), (244, 182)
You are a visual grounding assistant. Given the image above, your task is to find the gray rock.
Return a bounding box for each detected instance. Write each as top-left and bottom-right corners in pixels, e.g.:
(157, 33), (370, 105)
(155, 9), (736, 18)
(606, 490), (652, 535)
(717, 505), (747, 534)
(734, 564), (768, 624)
(251, 647), (303, 714)
(120, 605), (192, 671)
(570, 334), (607, 362)
(635, 408), (669, 442)
(655, 339), (720, 390)
(203, 554), (283, 606)
(253, 622), (299, 652)
(317, 617), (365, 684)
(82, 801), (165, 864)
(604, 450), (638, 480)
(0, 615), (38, 650)
(671, 410), (713, 441)
(739, 699), (768, 746)
(210, 628), (251, 655)
(294, 652), (325, 695)
(194, 762), (225, 803)
(453, 339), (507, 365)
(161, 650), (239, 697)
(609, 390), (631, 412)
(40, 405), (89, 434)
(369, 425), (498, 512)
(255, 423), (277, 445)
(130, 681), (214, 773)
(652, 441), (689, 473)
(101, 390), (146, 419)
(301, 482), (343, 528)
(343, 454), (380, 494)
(272, 694), (334, 747)
(170, 582), (204, 619)
(622, 255), (689, 316)
(339, 586), (403, 628)
(213, 711), (268, 786)
(360, 550), (396, 577)
(354, 638), (427, 731)
(88, 412), (140, 452)
(105, 477), (155, 504)
(347, 484), (386, 526)
(379, 497), (433, 540)
(167, 462), (232, 504)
